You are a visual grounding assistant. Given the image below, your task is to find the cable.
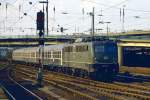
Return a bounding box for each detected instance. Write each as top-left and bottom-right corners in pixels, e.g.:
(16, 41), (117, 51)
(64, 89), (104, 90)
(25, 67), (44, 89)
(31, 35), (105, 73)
(83, 0), (150, 13)
(0, 0), (19, 22)
(103, 0), (130, 11)
(2, 1), (39, 33)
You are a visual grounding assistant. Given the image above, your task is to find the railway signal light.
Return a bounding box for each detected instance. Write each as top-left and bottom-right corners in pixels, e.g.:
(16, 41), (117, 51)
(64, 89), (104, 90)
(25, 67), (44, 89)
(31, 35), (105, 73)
(36, 11), (45, 30)
(24, 13), (27, 16)
(29, 2), (32, 5)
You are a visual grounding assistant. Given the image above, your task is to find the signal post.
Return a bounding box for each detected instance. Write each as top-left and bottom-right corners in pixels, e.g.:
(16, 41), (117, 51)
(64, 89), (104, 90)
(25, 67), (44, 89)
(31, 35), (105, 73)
(36, 10), (45, 86)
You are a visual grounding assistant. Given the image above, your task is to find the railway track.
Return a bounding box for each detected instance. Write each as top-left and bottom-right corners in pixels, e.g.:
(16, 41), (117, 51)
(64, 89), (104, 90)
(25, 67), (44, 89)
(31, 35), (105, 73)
(16, 65), (150, 91)
(14, 65), (150, 100)
(116, 74), (150, 82)
(13, 67), (99, 100)
(0, 67), (43, 100)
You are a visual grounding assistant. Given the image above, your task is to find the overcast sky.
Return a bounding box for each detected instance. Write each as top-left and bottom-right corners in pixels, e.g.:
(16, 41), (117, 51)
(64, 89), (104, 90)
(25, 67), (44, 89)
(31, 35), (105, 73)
(0, 0), (150, 36)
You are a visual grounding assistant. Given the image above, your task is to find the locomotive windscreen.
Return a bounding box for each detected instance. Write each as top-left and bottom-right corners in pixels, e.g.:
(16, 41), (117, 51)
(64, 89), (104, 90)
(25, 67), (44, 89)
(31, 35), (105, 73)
(94, 43), (117, 63)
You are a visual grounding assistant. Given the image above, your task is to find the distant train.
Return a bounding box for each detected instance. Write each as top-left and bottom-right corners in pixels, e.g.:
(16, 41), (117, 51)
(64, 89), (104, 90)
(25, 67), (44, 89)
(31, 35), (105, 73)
(0, 40), (119, 81)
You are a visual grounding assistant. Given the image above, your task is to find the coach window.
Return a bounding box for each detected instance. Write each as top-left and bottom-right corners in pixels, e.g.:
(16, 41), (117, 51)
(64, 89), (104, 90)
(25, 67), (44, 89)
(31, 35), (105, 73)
(55, 51), (58, 58)
(53, 51), (58, 58)
(31, 52), (35, 58)
(13, 53), (15, 57)
(27, 53), (29, 57)
(17, 53), (19, 57)
(86, 45), (88, 51)
(47, 52), (49, 58)
(52, 51), (61, 58)
(64, 46), (73, 52)
(84, 45), (88, 51)
(47, 52), (48, 58)
(46, 52), (48, 58)
(25, 53), (27, 57)
(36, 52), (39, 58)
(46, 52), (49, 58)
(58, 51), (61, 58)
(44, 52), (47, 58)
(24, 53), (26, 57)
(76, 45), (88, 52)
(47, 52), (50, 58)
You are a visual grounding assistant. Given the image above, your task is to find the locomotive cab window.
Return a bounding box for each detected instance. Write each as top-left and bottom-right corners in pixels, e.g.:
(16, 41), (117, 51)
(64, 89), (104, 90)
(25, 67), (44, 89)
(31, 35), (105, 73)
(94, 45), (104, 53)
(94, 43), (117, 63)
(31, 52), (35, 57)
(48, 52), (51, 58)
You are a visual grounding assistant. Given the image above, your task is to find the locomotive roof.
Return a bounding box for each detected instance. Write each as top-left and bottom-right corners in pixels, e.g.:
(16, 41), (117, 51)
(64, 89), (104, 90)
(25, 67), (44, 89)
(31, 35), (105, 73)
(13, 47), (39, 53)
(13, 40), (116, 53)
(44, 44), (67, 51)
(13, 44), (67, 53)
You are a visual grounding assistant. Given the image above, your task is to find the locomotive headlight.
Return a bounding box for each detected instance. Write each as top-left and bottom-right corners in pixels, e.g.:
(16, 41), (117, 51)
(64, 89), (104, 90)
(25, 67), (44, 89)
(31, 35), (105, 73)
(94, 57), (98, 63)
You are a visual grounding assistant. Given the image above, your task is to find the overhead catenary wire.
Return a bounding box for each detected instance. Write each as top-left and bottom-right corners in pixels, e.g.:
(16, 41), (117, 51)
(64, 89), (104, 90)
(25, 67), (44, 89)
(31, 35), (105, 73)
(1, 0), (150, 34)
(83, 0), (150, 13)
(0, 1), (39, 33)
(0, 0), (19, 22)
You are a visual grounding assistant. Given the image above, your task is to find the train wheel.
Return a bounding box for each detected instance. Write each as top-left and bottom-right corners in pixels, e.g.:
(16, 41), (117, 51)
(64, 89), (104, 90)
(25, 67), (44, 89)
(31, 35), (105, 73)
(74, 69), (80, 77)
(67, 68), (73, 75)
(79, 70), (86, 78)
